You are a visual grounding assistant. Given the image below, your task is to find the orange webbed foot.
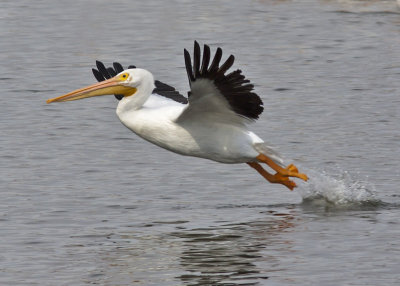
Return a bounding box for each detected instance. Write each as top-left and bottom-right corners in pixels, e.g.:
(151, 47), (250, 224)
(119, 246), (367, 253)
(271, 173), (297, 191)
(284, 164), (308, 182)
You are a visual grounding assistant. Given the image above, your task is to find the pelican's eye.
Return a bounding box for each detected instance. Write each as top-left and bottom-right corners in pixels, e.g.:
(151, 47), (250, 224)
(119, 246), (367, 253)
(120, 73), (129, 81)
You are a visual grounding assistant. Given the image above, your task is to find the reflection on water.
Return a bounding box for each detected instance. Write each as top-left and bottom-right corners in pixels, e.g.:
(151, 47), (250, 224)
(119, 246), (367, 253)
(90, 211), (297, 286)
(175, 213), (295, 285)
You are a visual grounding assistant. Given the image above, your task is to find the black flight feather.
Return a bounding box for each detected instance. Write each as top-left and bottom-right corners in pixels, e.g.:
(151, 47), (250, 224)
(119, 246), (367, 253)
(200, 44), (210, 75)
(96, 61), (111, 79)
(107, 67), (117, 77)
(208, 47), (222, 76)
(92, 68), (105, 82)
(184, 49), (195, 85)
(153, 80), (188, 104)
(113, 62), (124, 73)
(216, 55), (234, 78)
(193, 41), (201, 78)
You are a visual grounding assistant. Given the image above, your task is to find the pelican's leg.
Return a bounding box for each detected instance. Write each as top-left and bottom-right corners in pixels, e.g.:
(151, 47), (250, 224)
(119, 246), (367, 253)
(256, 154), (308, 182)
(247, 162), (297, 190)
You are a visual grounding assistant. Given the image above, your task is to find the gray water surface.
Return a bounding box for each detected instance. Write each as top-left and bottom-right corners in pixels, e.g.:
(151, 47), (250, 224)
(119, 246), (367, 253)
(1, 0), (400, 285)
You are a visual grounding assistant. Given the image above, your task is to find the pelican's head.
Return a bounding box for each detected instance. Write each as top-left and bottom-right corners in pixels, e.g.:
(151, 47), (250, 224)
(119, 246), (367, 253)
(47, 68), (154, 104)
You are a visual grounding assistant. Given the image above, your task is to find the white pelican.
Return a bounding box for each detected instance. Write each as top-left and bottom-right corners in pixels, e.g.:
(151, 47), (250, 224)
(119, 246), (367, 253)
(47, 41), (308, 190)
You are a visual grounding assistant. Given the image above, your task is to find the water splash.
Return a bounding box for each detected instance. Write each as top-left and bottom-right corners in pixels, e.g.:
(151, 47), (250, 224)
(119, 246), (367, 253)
(297, 168), (381, 208)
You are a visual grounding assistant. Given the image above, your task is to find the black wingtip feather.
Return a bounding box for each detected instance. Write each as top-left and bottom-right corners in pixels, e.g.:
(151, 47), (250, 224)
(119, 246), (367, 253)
(200, 44), (211, 74)
(154, 80), (188, 104)
(193, 41), (201, 77)
(107, 67), (117, 77)
(96, 61), (111, 79)
(113, 62), (124, 73)
(92, 68), (105, 82)
(184, 49), (195, 84)
(217, 55), (234, 77)
(208, 47), (223, 76)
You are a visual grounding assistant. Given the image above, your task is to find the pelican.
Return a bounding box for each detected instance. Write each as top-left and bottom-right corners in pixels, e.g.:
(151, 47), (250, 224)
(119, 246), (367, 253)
(47, 41), (308, 190)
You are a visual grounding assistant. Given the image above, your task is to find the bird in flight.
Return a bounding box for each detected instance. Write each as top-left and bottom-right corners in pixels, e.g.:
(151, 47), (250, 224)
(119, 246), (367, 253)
(47, 41), (308, 190)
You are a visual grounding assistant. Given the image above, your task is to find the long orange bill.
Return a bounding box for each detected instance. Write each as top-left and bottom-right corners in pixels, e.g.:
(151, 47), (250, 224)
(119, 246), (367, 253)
(47, 77), (137, 103)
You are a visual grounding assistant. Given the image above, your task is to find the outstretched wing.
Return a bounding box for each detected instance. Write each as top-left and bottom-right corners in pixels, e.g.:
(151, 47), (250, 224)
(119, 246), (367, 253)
(92, 61), (188, 104)
(177, 41), (263, 124)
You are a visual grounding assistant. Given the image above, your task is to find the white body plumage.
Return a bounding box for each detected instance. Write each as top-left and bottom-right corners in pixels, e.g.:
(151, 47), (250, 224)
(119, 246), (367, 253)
(114, 69), (264, 163)
(117, 93), (263, 163)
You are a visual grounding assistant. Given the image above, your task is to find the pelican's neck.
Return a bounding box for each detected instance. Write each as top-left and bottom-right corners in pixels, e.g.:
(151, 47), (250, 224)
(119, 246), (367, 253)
(117, 76), (155, 115)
